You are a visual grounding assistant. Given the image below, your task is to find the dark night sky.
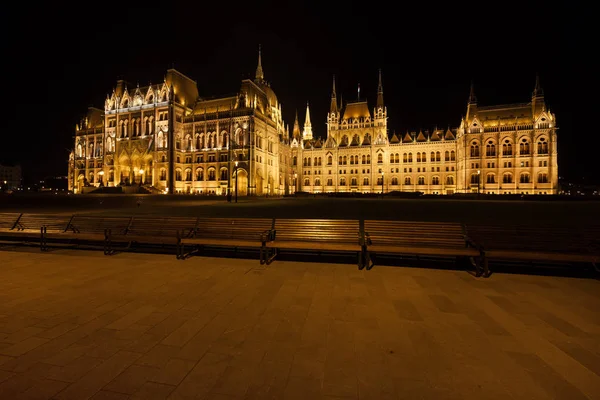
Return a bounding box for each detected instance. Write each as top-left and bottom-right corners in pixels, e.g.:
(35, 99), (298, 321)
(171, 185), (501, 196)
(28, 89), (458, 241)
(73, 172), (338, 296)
(1, 2), (595, 185)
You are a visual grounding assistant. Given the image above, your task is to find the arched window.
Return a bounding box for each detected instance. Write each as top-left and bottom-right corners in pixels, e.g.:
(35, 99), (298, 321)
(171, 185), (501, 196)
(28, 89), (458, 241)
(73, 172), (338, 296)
(416, 152), (421, 163)
(389, 154), (394, 163)
(537, 138), (548, 154)
(328, 155), (332, 165)
(432, 176), (439, 185)
(405, 177), (412, 185)
(392, 177), (398, 185)
(367, 155), (371, 164)
(378, 153), (383, 164)
(430, 152), (435, 162)
(185, 135), (192, 150)
(208, 169), (216, 181)
(293, 156), (297, 166)
(422, 153), (427, 162)
(538, 173), (548, 183)
(343, 156), (347, 165)
(486, 141), (496, 157)
(338, 156), (343, 165)
(327, 178), (333, 186)
(436, 152), (440, 162)
(308, 158), (312, 167)
(196, 168), (203, 181)
(486, 174), (495, 184)
(76, 143), (83, 157)
(88, 143), (94, 158)
(144, 118), (150, 135)
(340, 178), (346, 186)
(185, 169), (192, 181)
(503, 140), (513, 156)
(303, 158), (307, 167)
(470, 142), (480, 157)
(403, 153), (408, 163)
(408, 153), (413, 163)
(175, 169), (182, 181)
(450, 151), (455, 161)
(220, 168), (228, 181)
(351, 177), (357, 186)
(470, 173), (480, 184)
(361, 155), (366, 164)
(304, 178), (310, 186)
(395, 153), (399, 163)
(520, 173), (530, 183)
(363, 177), (369, 185)
(446, 176), (454, 185)
(503, 173), (513, 184)
(444, 151), (449, 161)
(318, 157), (322, 166)
(418, 176), (425, 185)
(223, 132), (229, 148)
(520, 138), (530, 155)
(315, 178), (321, 186)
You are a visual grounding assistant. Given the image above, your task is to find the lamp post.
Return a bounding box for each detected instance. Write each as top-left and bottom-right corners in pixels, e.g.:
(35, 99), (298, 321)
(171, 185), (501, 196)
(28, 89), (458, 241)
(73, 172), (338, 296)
(139, 169), (144, 187)
(477, 169), (481, 195)
(294, 173), (297, 195)
(234, 161), (239, 203)
(98, 170), (104, 187)
(381, 171), (384, 197)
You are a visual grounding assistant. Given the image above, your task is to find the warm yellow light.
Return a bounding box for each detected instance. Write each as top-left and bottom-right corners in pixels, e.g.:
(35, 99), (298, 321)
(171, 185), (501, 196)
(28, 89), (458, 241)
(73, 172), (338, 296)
(235, 161), (238, 167)
(477, 170), (481, 175)
(139, 169), (144, 174)
(98, 171), (104, 176)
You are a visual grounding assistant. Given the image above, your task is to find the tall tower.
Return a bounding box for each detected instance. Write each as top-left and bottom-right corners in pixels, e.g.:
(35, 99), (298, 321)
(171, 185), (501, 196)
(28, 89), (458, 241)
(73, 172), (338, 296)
(374, 69), (387, 125)
(330, 75), (338, 115)
(328, 75), (340, 135)
(255, 45), (264, 83)
(302, 102), (313, 141)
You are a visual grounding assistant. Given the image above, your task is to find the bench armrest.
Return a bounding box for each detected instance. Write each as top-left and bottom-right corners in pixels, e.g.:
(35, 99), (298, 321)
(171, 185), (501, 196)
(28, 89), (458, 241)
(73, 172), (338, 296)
(261, 229), (275, 242)
(361, 232), (372, 246)
(464, 235), (484, 251)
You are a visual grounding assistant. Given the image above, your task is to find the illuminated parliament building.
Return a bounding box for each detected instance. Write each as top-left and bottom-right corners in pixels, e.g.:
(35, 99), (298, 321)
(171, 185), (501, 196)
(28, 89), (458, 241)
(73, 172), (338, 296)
(69, 50), (558, 195)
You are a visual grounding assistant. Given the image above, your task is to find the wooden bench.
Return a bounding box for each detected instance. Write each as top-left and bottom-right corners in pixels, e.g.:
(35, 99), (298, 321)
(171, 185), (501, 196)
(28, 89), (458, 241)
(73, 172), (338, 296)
(62, 215), (132, 254)
(264, 219), (364, 267)
(4, 213), (74, 251)
(363, 220), (486, 274)
(0, 213), (21, 232)
(107, 216), (199, 256)
(465, 224), (600, 273)
(178, 218), (274, 262)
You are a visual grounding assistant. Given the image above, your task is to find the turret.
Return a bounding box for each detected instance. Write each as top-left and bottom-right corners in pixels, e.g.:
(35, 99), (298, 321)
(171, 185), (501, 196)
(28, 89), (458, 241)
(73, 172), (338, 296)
(330, 75), (338, 115)
(466, 81), (477, 121)
(302, 102), (313, 140)
(292, 110), (301, 140)
(532, 74), (545, 117)
(376, 69), (384, 109)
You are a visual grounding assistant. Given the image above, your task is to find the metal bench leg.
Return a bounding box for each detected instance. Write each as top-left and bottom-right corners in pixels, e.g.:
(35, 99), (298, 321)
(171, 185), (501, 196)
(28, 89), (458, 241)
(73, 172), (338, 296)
(40, 226), (47, 252)
(363, 246), (374, 271)
(176, 230), (182, 260)
(481, 251), (491, 278)
(104, 229), (113, 255)
(265, 247), (277, 265)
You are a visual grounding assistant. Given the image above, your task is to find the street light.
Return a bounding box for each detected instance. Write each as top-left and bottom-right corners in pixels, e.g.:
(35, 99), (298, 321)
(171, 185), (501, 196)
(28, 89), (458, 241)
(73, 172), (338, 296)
(477, 169), (481, 195)
(234, 161), (239, 203)
(294, 173), (297, 194)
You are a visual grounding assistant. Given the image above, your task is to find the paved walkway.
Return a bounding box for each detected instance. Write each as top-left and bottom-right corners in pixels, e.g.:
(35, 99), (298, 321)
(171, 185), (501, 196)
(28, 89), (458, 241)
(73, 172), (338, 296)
(0, 249), (599, 400)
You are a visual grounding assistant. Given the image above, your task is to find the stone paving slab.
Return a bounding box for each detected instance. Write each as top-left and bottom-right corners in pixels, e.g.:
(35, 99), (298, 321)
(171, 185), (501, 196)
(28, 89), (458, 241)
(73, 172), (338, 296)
(0, 248), (599, 399)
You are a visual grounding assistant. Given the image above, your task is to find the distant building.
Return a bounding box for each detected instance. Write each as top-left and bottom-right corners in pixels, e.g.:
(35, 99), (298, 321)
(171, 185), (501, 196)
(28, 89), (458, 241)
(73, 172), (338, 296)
(0, 163), (22, 190)
(69, 49), (558, 195)
(40, 176), (69, 191)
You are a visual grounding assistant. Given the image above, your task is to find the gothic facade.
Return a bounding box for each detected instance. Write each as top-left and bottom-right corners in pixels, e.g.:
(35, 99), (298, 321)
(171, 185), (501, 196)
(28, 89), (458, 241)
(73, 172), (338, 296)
(69, 51), (558, 196)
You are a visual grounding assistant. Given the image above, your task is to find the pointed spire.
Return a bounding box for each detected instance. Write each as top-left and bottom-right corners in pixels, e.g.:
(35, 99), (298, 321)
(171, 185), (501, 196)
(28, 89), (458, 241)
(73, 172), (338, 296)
(533, 73), (544, 97)
(468, 80), (477, 104)
(303, 102), (313, 140)
(377, 69), (384, 108)
(255, 44), (264, 81)
(292, 110), (301, 139)
(330, 75), (338, 114)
